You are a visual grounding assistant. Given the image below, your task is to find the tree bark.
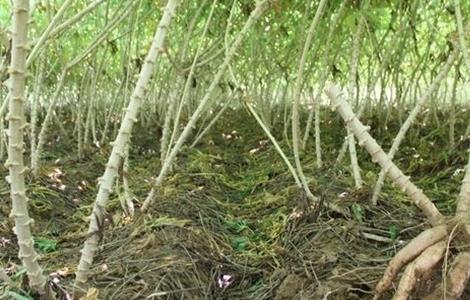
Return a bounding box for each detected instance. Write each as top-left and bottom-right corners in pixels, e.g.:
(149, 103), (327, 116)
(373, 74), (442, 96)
(7, 0), (46, 294)
(74, 0), (181, 291)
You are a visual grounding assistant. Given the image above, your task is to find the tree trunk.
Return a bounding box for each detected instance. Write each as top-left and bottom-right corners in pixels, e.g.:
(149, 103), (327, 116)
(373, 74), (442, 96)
(7, 0), (46, 294)
(74, 0), (181, 291)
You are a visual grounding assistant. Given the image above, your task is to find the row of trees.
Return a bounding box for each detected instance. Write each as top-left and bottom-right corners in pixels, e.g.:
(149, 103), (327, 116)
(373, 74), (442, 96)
(1, 0), (469, 298)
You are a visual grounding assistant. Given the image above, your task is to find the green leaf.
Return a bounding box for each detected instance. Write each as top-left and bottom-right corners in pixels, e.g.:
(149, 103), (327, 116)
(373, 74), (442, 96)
(11, 268), (27, 280)
(388, 224), (398, 240)
(232, 236), (249, 251)
(6, 291), (34, 300)
(34, 238), (58, 253)
(225, 219), (249, 233)
(351, 203), (364, 223)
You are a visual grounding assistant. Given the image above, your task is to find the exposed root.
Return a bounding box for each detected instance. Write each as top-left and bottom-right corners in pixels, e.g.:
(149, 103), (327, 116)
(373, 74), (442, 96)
(423, 251), (470, 300)
(392, 240), (446, 300)
(326, 84), (470, 299)
(374, 225), (448, 298)
(373, 226), (470, 300)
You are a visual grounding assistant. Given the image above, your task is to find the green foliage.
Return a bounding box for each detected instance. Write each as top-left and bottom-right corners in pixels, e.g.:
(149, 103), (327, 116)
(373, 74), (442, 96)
(10, 268), (26, 281)
(0, 1), (9, 28)
(0, 269), (34, 300)
(231, 236), (250, 252)
(5, 291), (34, 300)
(0, 0), (463, 95)
(225, 219), (249, 233)
(388, 224), (398, 240)
(351, 203), (364, 223)
(0, 0), (468, 297)
(34, 237), (58, 253)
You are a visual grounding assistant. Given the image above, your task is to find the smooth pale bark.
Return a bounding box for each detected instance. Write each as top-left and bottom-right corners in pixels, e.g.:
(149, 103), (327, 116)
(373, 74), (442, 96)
(160, 1), (208, 161)
(291, 0), (327, 203)
(0, 118), (5, 159)
(29, 53), (45, 169)
(346, 17), (365, 189)
(325, 85), (444, 225)
(160, 78), (181, 162)
(301, 0), (348, 155)
(282, 83), (292, 148)
(337, 0), (420, 164)
(121, 143), (134, 216)
(6, 0), (46, 293)
(245, 100), (302, 187)
(370, 49), (459, 205)
(31, 69), (66, 175)
(141, 1), (269, 211)
(456, 153), (470, 236)
(77, 68), (91, 159)
(164, 0), (216, 162)
(74, 0), (181, 290)
(449, 63), (459, 147)
(84, 52), (106, 146)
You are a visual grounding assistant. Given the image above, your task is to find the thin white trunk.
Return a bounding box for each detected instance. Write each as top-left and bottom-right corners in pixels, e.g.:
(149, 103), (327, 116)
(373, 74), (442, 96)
(122, 143), (134, 216)
(282, 84), (291, 148)
(449, 63), (459, 147)
(346, 18), (365, 188)
(337, 8), (417, 164)
(7, 0), (46, 293)
(456, 152), (470, 223)
(31, 2), (135, 175)
(245, 100), (301, 187)
(30, 53), (45, 168)
(291, 0), (327, 202)
(301, 0), (348, 153)
(31, 69), (66, 176)
(74, 0), (180, 290)
(370, 50), (459, 205)
(160, 79), (180, 162)
(141, 1), (269, 211)
(165, 0), (217, 161)
(0, 119), (5, 159)
(325, 85), (444, 226)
